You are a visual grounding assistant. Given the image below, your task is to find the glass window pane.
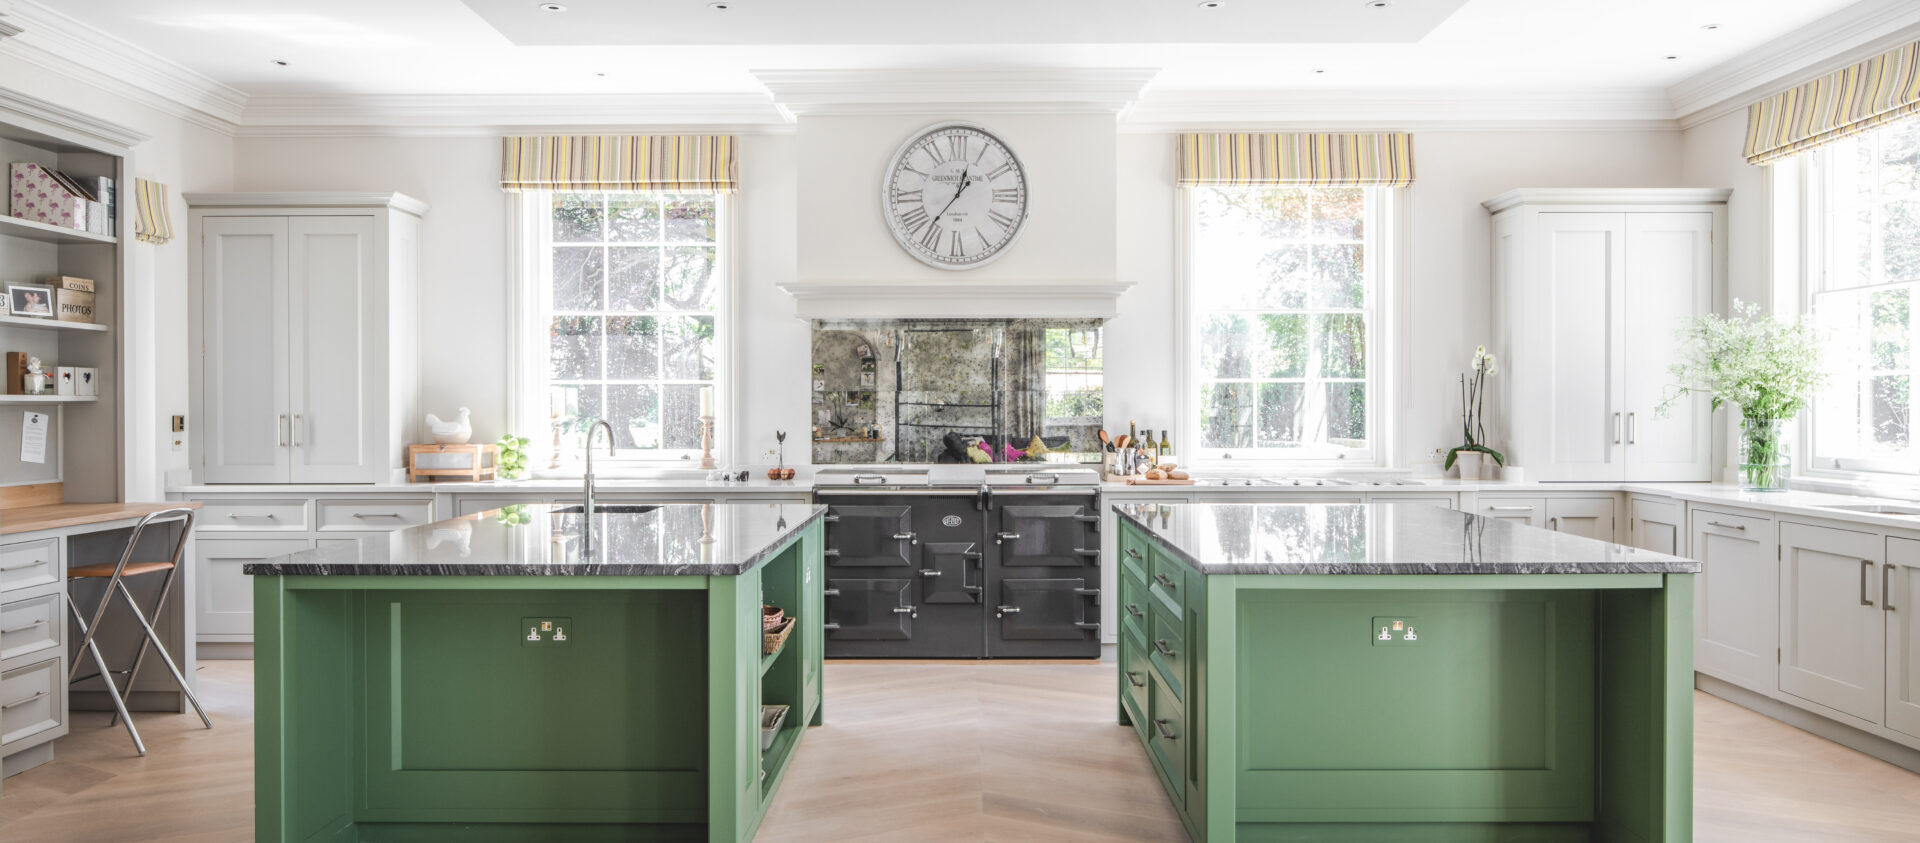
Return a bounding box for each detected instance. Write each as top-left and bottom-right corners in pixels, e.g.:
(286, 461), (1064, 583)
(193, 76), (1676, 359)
(662, 384), (704, 448)
(549, 316), (602, 380)
(663, 247), (718, 311)
(664, 196), (716, 242)
(1199, 383), (1253, 449)
(1257, 383), (1304, 448)
(1872, 287), (1910, 371)
(1255, 314), (1308, 378)
(1885, 198), (1920, 284)
(662, 316), (715, 380)
(1312, 243), (1364, 309)
(606, 316), (660, 379)
(1311, 188), (1365, 240)
(551, 384), (604, 452)
(1874, 375), (1911, 449)
(1200, 315), (1254, 379)
(1324, 382), (1367, 444)
(607, 196), (660, 241)
(1316, 314), (1366, 378)
(608, 384), (661, 450)
(553, 194), (602, 241)
(608, 247), (660, 311)
(552, 247), (604, 311)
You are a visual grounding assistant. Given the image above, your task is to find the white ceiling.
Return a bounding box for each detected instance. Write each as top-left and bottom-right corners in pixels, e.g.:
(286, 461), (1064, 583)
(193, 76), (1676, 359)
(27, 0), (1871, 97)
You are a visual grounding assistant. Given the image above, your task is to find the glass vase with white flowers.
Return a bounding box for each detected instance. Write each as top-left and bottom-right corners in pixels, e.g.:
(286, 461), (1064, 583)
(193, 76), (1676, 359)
(1446, 346), (1504, 480)
(1657, 300), (1824, 491)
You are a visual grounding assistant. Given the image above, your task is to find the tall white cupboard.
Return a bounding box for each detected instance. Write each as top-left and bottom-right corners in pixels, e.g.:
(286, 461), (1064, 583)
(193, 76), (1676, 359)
(1485, 189), (1729, 482)
(186, 193), (424, 484)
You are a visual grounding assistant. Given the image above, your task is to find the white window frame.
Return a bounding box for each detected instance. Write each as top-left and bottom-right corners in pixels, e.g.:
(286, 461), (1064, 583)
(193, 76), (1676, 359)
(507, 190), (738, 470)
(1797, 127), (1920, 482)
(1175, 186), (1401, 468)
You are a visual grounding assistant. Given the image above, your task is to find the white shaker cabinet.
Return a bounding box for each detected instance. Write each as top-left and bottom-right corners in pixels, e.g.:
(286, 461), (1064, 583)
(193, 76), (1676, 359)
(1485, 190), (1727, 482)
(1886, 537), (1920, 740)
(1629, 495), (1684, 554)
(1690, 508), (1776, 692)
(1778, 521), (1885, 725)
(189, 193), (425, 484)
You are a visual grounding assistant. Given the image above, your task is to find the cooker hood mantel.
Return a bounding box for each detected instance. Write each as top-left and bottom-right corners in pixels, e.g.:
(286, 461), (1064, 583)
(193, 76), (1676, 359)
(779, 279), (1132, 320)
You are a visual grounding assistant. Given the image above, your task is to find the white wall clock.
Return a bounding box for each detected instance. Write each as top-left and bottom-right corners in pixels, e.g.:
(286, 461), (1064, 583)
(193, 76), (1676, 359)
(882, 121), (1030, 270)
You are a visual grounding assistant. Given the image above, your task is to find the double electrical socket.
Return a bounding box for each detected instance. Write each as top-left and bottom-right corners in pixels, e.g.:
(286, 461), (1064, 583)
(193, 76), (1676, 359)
(522, 617), (572, 646)
(1371, 616), (1421, 646)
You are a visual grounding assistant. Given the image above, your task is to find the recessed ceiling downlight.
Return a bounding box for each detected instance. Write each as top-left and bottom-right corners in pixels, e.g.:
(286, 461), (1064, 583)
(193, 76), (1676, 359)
(1364, 1), (1391, 8)
(1700, 23), (1722, 31)
(708, 2), (731, 8)
(538, 3), (567, 11)
(272, 59), (288, 66)
(1198, 1), (1225, 8)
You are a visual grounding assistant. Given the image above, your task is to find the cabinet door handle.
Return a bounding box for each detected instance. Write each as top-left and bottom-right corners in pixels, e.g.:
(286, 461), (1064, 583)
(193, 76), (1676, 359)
(1, 690), (47, 710)
(1706, 521), (1746, 531)
(1627, 412), (1637, 445)
(1125, 670), (1146, 688)
(1887, 564), (1897, 613)
(1862, 559), (1876, 607)
(1153, 718), (1178, 741)
(1124, 548), (1143, 559)
(1153, 573), (1177, 591)
(1614, 412), (1623, 445)
(1548, 517), (1559, 531)
(279, 414), (289, 447)
(292, 414), (303, 447)
(1487, 505), (1534, 512)
(1153, 639), (1175, 657)
(1125, 603), (1144, 619)
(0, 618), (46, 635)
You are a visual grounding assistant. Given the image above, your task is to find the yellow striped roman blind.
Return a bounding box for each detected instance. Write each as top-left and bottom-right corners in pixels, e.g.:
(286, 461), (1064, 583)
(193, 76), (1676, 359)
(500, 135), (738, 193)
(1745, 39), (1920, 165)
(1176, 132), (1414, 188)
(132, 177), (172, 245)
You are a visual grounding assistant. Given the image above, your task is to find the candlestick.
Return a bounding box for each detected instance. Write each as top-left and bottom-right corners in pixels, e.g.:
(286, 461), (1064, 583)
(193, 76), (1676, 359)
(700, 415), (717, 470)
(699, 385), (714, 417)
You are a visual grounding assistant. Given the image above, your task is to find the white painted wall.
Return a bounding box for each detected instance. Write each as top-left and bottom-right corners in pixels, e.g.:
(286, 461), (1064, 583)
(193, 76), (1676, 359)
(0, 56), (234, 500)
(217, 123), (1699, 473)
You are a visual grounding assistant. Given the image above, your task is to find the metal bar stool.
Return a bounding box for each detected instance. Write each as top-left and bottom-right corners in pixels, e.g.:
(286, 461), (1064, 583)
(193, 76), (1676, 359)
(66, 507), (212, 755)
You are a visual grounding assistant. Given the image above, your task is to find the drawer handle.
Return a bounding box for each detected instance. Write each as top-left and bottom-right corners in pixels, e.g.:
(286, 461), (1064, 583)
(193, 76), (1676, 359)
(1153, 639), (1175, 657)
(1153, 718), (1177, 741)
(1888, 564), (1897, 613)
(1125, 603), (1144, 619)
(1, 690), (46, 710)
(226, 513), (278, 520)
(1125, 670), (1146, 688)
(352, 512), (406, 519)
(1706, 521), (1746, 531)
(1487, 506), (1534, 512)
(0, 618), (46, 635)
(1153, 573), (1177, 590)
(0, 559), (48, 572)
(1862, 559), (1876, 607)
(1124, 548), (1143, 559)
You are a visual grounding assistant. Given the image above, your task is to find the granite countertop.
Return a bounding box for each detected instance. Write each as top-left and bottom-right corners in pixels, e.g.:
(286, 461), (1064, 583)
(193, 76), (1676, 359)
(245, 502), (825, 576)
(1115, 502), (1698, 575)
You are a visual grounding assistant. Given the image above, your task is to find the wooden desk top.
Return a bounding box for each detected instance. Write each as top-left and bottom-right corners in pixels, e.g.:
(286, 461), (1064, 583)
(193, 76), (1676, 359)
(0, 501), (203, 536)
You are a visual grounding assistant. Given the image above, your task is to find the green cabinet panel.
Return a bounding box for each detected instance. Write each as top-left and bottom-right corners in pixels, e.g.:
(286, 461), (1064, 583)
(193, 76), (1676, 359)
(1149, 599), (1187, 702)
(1121, 635), (1151, 722)
(1149, 546), (1186, 619)
(1148, 674), (1186, 803)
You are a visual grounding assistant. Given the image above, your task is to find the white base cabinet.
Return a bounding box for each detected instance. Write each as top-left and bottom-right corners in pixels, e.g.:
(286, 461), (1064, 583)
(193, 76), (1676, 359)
(1691, 508), (1777, 692)
(1779, 522), (1886, 726)
(1628, 495), (1684, 554)
(1471, 493), (1617, 540)
(1888, 538), (1920, 740)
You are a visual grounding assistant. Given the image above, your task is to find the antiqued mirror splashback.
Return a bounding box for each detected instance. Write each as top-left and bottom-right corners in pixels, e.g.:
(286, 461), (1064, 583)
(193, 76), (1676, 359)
(810, 318), (1104, 464)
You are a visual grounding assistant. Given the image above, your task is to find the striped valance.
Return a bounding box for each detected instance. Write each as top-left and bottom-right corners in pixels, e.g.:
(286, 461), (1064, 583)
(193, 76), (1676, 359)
(500, 135), (737, 193)
(133, 178), (172, 245)
(1176, 133), (1414, 188)
(1745, 39), (1920, 165)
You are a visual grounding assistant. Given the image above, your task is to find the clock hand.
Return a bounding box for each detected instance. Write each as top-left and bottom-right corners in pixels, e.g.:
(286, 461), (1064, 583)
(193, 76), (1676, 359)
(934, 168), (972, 219)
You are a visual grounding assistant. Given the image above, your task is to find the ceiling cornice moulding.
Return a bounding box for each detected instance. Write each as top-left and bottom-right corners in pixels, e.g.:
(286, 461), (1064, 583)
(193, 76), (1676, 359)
(236, 93), (792, 137)
(753, 68), (1159, 118)
(1, 1), (245, 134)
(1668, 0), (1920, 130)
(1121, 89), (1680, 133)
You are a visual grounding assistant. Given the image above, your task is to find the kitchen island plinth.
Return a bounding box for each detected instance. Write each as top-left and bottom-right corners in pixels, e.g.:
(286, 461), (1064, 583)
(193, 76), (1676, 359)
(250, 503), (825, 843)
(1115, 502), (1698, 843)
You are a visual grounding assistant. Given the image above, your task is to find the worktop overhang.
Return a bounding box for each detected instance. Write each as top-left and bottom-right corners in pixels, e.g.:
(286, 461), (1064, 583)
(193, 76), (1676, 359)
(1116, 501), (1699, 576)
(244, 502), (826, 577)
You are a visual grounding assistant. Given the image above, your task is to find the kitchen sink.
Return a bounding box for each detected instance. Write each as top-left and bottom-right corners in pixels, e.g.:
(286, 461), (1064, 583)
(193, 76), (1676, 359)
(1817, 503), (1920, 516)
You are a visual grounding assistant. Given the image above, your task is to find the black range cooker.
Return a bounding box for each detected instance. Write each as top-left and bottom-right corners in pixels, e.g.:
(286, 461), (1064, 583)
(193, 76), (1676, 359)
(813, 466), (1102, 659)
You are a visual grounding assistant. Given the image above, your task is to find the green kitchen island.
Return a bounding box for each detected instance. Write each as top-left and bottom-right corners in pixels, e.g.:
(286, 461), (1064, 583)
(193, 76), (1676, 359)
(1114, 502), (1699, 843)
(248, 502), (825, 842)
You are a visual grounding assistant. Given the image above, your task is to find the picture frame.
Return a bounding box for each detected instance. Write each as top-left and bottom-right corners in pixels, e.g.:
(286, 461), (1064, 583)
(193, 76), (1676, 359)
(7, 284), (56, 318)
(858, 371), (876, 388)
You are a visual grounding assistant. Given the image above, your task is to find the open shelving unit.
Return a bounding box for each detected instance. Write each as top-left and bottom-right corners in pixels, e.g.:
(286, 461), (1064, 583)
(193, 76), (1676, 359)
(0, 89), (138, 502)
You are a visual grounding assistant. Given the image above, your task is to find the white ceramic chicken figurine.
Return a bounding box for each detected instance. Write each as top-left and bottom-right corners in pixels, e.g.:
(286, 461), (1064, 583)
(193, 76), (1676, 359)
(425, 407), (472, 444)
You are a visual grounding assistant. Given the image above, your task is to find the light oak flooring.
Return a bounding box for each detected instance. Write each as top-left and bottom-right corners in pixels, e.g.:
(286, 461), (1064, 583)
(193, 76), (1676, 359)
(1, 658), (1918, 841)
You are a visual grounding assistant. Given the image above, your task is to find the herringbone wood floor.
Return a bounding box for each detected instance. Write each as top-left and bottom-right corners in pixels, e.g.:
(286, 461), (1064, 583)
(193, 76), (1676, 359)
(1, 657), (1918, 841)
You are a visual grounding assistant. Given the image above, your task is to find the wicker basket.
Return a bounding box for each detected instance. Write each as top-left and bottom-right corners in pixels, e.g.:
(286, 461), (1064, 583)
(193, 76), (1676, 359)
(762, 615), (796, 656)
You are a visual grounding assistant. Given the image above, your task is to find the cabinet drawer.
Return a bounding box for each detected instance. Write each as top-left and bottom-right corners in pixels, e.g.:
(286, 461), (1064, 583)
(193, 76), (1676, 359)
(1119, 585), (1149, 646)
(1148, 674), (1185, 802)
(1149, 547), (1186, 618)
(1694, 508), (1769, 538)
(0, 539), (60, 593)
(317, 499), (433, 531)
(0, 593), (62, 663)
(198, 500), (309, 531)
(1121, 636), (1151, 724)
(0, 657), (64, 745)
(1149, 600), (1187, 702)
(1477, 496), (1548, 528)
(1119, 533), (1150, 592)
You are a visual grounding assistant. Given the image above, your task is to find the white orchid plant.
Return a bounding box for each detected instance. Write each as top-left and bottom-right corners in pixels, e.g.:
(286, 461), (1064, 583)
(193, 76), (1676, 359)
(1446, 345), (1504, 471)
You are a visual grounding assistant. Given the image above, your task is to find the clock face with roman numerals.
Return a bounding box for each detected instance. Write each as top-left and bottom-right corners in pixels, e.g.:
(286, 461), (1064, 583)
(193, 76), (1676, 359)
(883, 122), (1029, 270)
